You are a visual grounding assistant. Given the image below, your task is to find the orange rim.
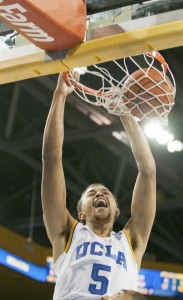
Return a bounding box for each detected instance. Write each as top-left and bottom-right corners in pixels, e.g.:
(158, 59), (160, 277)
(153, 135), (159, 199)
(147, 51), (168, 73)
(63, 51), (168, 95)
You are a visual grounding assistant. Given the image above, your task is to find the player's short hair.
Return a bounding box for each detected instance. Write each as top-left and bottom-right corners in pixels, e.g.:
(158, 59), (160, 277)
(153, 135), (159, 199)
(77, 183), (119, 225)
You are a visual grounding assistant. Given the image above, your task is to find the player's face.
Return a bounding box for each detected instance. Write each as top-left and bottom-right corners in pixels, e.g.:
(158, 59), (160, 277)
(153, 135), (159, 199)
(80, 184), (119, 224)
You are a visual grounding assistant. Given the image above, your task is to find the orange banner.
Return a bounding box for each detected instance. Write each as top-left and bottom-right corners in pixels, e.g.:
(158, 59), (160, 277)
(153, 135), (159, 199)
(0, 0), (86, 51)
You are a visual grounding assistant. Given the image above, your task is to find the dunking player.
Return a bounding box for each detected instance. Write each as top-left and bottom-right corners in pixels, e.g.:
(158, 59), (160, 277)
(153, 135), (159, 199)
(41, 72), (156, 299)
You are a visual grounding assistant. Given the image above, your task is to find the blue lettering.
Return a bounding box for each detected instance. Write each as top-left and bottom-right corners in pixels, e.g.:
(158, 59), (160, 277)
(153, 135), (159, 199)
(76, 242), (90, 259)
(90, 242), (103, 256)
(116, 251), (127, 270)
(105, 245), (117, 262)
(75, 241), (127, 270)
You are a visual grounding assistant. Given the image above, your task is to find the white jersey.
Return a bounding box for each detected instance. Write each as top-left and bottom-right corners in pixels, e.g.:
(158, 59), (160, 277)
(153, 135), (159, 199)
(53, 220), (138, 300)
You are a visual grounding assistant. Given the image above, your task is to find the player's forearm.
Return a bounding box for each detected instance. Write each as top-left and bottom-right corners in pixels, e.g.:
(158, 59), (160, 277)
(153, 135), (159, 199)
(120, 115), (156, 173)
(42, 91), (66, 160)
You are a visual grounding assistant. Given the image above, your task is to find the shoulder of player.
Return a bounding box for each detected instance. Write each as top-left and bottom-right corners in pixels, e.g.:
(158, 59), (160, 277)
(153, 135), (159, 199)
(52, 212), (78, 263)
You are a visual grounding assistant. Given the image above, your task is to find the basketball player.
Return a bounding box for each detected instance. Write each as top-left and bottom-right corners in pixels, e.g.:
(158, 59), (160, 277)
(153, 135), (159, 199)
(41, 72), (156, 299)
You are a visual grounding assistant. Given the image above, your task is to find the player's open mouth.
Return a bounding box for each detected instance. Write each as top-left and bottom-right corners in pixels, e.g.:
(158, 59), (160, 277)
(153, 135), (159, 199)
(94, 198), (108, 208)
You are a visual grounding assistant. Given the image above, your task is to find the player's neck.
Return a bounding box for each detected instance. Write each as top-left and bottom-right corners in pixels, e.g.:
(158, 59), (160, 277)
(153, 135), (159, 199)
(86, 222), (113, 237)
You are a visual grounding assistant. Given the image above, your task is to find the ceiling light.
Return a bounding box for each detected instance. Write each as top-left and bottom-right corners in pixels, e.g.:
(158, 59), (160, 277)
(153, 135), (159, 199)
(112, 131), (122, 141)
(74, 67), (88, 75)
(89, 114), (103, 125)
(144, 122), (163, 138)
(167, 140), (183, 153)
(156, 131), (174, 145)
(112, 131), (129, 146)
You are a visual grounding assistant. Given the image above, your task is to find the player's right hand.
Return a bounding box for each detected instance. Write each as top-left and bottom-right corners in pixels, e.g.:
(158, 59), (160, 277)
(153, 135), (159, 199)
(55, 71), (80, 96)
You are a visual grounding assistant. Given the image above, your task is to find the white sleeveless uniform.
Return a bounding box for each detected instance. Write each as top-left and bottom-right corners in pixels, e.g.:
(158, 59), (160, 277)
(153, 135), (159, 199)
(53, 221), (138, 300)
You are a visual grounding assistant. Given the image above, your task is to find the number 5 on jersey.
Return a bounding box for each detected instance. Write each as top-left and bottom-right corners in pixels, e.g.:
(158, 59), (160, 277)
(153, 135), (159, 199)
(89, 263), (111, 295)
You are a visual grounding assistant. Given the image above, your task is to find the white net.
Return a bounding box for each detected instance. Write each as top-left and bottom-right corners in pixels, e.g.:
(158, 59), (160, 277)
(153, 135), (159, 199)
(66, 52), (176, 120)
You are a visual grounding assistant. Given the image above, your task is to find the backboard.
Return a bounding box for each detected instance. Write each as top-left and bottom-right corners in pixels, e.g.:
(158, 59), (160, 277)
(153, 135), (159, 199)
(0, 0), (183, 84)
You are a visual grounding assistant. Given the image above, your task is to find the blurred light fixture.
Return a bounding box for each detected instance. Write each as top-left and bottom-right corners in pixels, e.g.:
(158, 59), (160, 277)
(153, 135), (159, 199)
(167, 140), (183, 153)
(144, 121), (182, 152)
(74, 67), (88, 75)
(144, 122), (174, 144)
(156, 131), (174, 145)
(144, 122), (163, 138)
(112, 131), (130, 146)
(112, 131), (122, 141)
(89, 114), (103, 125)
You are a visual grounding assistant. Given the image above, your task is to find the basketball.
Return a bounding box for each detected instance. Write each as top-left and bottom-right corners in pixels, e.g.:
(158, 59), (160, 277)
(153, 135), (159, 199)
(122, 68), (175, 119)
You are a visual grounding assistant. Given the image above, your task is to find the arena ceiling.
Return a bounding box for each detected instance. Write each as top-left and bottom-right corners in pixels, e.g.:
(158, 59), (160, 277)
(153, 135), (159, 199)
(0, 0), (183, 269)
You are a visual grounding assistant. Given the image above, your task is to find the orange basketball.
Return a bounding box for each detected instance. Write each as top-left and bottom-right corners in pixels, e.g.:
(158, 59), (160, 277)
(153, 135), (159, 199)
(122, 68), (175, 119)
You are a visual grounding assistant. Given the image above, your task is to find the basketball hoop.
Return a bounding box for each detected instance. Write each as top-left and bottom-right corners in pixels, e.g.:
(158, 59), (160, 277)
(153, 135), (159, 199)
(63, 51), (176, 120)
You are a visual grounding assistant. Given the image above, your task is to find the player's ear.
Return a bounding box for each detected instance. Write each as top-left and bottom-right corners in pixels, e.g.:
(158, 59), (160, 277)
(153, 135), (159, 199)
(79, 211), (86, 222)
(115, 208), (120, 218)
(114, 208), (120, 223)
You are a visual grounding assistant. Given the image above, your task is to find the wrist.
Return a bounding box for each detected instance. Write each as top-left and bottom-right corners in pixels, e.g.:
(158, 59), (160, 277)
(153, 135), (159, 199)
(53, 89), (67, 99)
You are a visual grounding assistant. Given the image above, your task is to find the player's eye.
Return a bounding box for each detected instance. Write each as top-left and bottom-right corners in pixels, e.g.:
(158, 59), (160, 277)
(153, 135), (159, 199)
(87, 191), (95, 196)
(102, 190), (110, 195)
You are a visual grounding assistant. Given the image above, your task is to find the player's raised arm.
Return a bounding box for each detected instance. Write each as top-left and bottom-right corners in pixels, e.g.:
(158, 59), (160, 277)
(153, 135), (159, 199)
(41, 72), (79, 262)
(120, 115), (156, 269)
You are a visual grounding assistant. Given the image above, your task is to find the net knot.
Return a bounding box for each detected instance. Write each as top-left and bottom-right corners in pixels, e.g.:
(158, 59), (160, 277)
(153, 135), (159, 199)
(103, 87), (130, 116)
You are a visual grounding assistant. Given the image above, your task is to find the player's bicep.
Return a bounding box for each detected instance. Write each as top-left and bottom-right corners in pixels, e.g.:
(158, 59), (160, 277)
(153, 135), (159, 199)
(131, 171), (156, 238)
(41, 159), (69, 243)
(125, 171), (156, 262)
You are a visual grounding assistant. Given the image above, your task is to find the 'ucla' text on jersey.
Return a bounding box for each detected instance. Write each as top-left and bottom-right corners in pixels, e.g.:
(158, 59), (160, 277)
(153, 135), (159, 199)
(76, 241), (127, 270)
